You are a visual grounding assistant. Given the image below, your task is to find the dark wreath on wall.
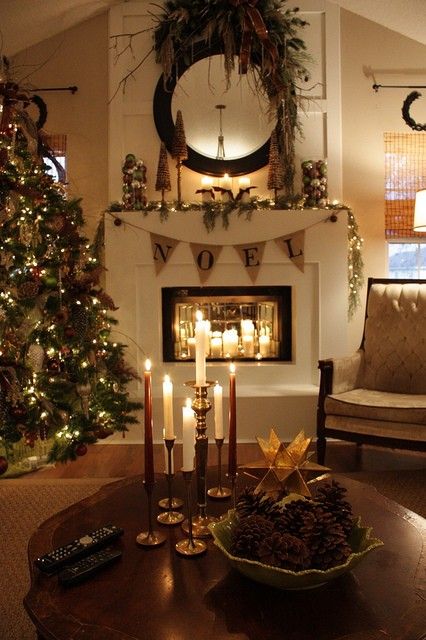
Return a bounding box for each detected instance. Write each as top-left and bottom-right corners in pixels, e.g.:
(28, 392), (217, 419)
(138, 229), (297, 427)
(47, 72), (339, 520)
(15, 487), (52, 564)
(402, 91), (426, 131)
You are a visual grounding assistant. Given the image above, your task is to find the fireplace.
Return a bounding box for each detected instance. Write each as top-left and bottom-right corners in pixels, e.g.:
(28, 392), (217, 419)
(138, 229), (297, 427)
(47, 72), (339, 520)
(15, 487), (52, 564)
(162, 286), (292, 362)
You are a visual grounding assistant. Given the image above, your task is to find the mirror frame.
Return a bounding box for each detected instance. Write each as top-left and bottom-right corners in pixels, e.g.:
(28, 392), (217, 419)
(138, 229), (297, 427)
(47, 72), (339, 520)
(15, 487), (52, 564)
(153, 42), (271, 177)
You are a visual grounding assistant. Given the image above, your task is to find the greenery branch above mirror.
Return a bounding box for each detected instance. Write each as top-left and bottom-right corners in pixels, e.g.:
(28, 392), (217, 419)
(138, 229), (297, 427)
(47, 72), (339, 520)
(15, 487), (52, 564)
(153, 0), (311, 193)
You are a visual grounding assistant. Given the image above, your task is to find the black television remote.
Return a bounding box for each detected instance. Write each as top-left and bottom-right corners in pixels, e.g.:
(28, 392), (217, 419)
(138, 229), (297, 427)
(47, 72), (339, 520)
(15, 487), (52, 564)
(35, 524), (124, 575)
(58, 547), (123, 586)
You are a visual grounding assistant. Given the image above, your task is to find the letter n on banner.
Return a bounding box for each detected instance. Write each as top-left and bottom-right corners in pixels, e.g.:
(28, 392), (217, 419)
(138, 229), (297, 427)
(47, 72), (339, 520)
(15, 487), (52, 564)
(275, 230), (305, 273)
(190, 243), (223, 283)
(234, 242), (266, 283)
(150, 233), (180, 275)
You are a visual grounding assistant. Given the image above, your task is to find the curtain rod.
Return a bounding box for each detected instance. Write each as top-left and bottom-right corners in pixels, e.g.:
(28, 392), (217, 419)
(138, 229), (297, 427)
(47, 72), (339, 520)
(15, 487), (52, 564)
(32, 86), (78, 94)
(373, 83), (426, 92)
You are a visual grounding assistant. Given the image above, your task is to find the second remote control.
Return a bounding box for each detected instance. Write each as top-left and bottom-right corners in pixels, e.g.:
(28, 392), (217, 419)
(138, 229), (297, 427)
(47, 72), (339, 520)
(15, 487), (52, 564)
(58, 547), (123, 586)
(35, 524), (124, 574)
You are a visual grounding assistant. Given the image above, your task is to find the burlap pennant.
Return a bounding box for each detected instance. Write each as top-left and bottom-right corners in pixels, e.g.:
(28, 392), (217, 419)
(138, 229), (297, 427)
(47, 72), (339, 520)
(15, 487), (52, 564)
(190, 243), (223, 283)
(234, 241), (266, 283)
(275, 230), (305, 273)
(150, 233), (180, 275)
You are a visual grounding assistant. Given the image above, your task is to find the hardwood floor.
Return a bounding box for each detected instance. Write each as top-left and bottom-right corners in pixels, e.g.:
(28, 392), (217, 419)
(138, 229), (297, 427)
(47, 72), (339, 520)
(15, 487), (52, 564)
(21, 441), (426, 480)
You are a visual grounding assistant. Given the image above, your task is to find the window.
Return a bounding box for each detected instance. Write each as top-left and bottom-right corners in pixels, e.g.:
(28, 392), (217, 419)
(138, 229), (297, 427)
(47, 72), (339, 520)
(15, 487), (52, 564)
(389, 242), (426, 278)
(40, 133), (67, 183)
(385, 133), (426, 277)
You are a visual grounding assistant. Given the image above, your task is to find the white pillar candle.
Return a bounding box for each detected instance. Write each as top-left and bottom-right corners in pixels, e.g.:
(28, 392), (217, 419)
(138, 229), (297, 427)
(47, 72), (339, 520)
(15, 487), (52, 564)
(242, 334), (254, 357)
(210, 332), (222, 358)
(221, 173), (232, 191)
(182, 399), (195, 471)
(162, 374), (174, 438)
(213, 383), (223, 439)
(222, 328), (239, 357)
(163, 428), (174, 474)
(187, 337), (196, 359)
(241, 319), (255, 336)
(201, 176), (214, 202)
(259, 334), (270, 357)
(238, 177), (251, 203)
(195, 311), (207, 386)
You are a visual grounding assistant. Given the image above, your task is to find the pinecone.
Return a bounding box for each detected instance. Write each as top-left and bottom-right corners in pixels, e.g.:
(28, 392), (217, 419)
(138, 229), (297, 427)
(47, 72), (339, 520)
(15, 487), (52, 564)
(18, 280), (39, 299)
(258, 532), (310, 571)
(236, 487), (282, 521)
(300, 505), (352, 570)
(315, 481), (354, 537)
(230, 515), (274, 560)
(274, 498), (317, 537)
(71, 303), (88, 340)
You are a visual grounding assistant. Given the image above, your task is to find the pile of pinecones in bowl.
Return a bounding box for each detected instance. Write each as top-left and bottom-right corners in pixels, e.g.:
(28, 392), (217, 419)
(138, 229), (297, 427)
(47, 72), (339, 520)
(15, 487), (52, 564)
(231, 482), (356, 571)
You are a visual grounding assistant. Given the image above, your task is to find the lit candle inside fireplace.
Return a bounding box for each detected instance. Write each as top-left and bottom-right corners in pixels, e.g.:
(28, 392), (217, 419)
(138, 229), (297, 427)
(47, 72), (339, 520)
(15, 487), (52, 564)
(222, 328), (238, 357)
(195, 310), (207, 386)
(259, 333), (270, 357)
(187, 337), (196, 359)
(144, 359), (154, 484)
(182, 398), (195, 471)
(162, 374), (174, 439)
(210, 332), (222, 358)
(214, 383), (223, 439)
(242, 334), (254, 357)
(228, 363), (237, 476)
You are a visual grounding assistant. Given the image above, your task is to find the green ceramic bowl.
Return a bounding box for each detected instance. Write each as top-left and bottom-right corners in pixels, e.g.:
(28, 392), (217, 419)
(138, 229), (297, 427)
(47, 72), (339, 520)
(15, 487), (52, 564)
(209, 509), (383, 590)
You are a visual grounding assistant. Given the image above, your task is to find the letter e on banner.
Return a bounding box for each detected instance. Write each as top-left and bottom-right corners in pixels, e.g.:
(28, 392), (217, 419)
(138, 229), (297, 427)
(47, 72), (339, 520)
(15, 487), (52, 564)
(150, 233), (180, 275)
(234, 242), (266, 283)
(190, 243), (223, 283)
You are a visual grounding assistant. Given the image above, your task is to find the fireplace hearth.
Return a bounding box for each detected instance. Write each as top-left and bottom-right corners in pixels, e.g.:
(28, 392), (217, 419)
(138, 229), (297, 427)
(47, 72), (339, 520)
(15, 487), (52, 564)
(162, 286), (292, 362)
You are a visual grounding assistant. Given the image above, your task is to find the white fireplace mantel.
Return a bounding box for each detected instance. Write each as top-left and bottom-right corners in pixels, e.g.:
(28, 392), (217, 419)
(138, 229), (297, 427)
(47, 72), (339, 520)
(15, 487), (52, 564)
(104, 208), (349, 442)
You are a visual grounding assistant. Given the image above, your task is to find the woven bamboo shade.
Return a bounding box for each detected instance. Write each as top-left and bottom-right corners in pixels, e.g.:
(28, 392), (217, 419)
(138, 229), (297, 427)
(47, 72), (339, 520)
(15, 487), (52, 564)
(384, 132), (426, 239)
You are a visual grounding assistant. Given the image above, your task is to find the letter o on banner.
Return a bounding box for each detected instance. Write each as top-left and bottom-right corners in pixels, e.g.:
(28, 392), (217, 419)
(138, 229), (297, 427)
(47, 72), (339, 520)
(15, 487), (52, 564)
(190, 243), (223, 283)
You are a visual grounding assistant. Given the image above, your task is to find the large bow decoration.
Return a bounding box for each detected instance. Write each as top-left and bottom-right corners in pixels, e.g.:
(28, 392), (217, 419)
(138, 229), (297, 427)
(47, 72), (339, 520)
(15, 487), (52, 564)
(229, 0), (278, 76)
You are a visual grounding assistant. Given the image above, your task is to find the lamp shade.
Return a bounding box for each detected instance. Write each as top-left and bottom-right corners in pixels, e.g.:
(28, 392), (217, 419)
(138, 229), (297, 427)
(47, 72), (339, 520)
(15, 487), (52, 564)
(413, 189), (426, 232)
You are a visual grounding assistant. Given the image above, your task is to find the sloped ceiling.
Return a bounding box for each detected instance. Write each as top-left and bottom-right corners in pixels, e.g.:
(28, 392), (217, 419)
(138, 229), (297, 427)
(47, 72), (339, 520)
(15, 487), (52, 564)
(0, 0), (425, 57)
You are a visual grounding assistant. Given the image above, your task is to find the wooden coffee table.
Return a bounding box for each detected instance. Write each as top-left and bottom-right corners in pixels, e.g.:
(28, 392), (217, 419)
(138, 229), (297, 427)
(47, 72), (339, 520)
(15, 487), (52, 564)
(24, 473), (425, 640)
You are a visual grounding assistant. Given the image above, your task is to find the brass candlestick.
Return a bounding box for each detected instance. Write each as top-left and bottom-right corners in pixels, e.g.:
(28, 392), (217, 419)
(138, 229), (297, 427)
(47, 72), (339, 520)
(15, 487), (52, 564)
(208, 438), (231, 499)
(182, 380), (218, 538)
(175, 470), (207, 556)
(157, 437), (184, 526)
(136, 481), (167, 547)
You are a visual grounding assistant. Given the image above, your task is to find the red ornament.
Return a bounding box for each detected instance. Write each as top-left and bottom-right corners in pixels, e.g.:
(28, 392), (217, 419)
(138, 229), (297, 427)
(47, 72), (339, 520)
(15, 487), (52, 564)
(64, 325), (76, 339)
(75, 443), (88, 456)
(46, 357), (62, 374)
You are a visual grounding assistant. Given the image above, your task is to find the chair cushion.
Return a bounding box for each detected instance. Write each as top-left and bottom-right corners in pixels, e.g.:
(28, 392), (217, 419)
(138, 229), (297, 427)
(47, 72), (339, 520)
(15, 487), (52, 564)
(362, 282), (426, 394)
(325, 388), (426, 425)
(324, 415), (425, 442)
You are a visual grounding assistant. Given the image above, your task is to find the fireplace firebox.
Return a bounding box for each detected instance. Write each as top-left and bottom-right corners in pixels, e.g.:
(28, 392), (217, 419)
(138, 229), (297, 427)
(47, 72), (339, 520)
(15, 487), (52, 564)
(162, 286), (292, 362)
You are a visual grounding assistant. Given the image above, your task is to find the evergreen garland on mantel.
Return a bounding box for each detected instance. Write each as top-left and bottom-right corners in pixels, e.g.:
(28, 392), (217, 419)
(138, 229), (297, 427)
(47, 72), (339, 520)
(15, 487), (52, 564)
(106, 200), (364, 320)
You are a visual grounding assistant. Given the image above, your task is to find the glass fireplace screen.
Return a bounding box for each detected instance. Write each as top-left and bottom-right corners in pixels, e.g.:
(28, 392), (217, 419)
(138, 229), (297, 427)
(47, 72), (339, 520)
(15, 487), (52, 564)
(162, 286), (292, 362)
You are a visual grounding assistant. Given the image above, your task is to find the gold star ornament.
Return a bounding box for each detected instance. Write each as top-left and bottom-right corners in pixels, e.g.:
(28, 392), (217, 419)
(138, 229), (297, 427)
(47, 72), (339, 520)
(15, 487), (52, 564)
(239, 428), (330, 498)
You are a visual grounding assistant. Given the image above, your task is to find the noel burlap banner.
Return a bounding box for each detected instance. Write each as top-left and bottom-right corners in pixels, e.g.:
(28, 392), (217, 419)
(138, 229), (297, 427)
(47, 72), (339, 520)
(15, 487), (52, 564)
(150, 229), (305, 282)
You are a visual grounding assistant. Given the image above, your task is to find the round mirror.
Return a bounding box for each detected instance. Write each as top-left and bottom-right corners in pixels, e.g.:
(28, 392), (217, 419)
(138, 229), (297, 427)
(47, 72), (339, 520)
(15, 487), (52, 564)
(153, 44), (273, 176)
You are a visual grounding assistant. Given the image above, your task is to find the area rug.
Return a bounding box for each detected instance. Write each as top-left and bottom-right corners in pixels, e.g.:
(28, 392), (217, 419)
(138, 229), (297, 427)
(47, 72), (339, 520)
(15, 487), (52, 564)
(0, 471), (425, 640)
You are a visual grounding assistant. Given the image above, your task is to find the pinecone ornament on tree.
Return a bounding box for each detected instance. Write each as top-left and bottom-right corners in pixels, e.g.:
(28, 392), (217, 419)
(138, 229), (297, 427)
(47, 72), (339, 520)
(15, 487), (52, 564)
(71, 303), (88, 341)
(26, 343), (45, 372)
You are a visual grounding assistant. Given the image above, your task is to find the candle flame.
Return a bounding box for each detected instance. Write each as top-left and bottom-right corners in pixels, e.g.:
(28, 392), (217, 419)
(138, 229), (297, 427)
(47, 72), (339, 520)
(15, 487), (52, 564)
(229, 362), (236, 374)
(164, 374), (170, 383)
(145, 358), (151, 371)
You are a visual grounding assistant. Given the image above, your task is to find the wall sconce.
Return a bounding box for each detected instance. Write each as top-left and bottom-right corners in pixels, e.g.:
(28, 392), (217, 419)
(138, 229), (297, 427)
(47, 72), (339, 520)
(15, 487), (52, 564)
(413, 189), (426, 232)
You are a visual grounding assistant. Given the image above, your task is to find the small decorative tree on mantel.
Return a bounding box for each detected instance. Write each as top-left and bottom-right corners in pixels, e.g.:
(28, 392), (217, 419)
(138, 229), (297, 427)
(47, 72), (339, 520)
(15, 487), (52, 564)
(171, 110), (188, 210)
(267, 130), (284, 204)
(155, 142), (171, 206)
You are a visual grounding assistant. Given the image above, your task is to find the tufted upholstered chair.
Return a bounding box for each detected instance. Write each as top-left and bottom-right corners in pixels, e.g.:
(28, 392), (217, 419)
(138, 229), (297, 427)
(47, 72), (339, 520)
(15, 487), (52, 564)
(316, 278), (426, 464)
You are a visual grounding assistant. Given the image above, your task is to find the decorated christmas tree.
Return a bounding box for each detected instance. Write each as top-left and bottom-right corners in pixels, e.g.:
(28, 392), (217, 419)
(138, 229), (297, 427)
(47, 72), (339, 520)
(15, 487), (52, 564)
(0, 75), (141, 475)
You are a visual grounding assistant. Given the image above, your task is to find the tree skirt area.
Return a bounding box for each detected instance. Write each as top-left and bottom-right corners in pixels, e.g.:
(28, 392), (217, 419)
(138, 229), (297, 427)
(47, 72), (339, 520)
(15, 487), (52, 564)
(1, 470), (425, 640)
